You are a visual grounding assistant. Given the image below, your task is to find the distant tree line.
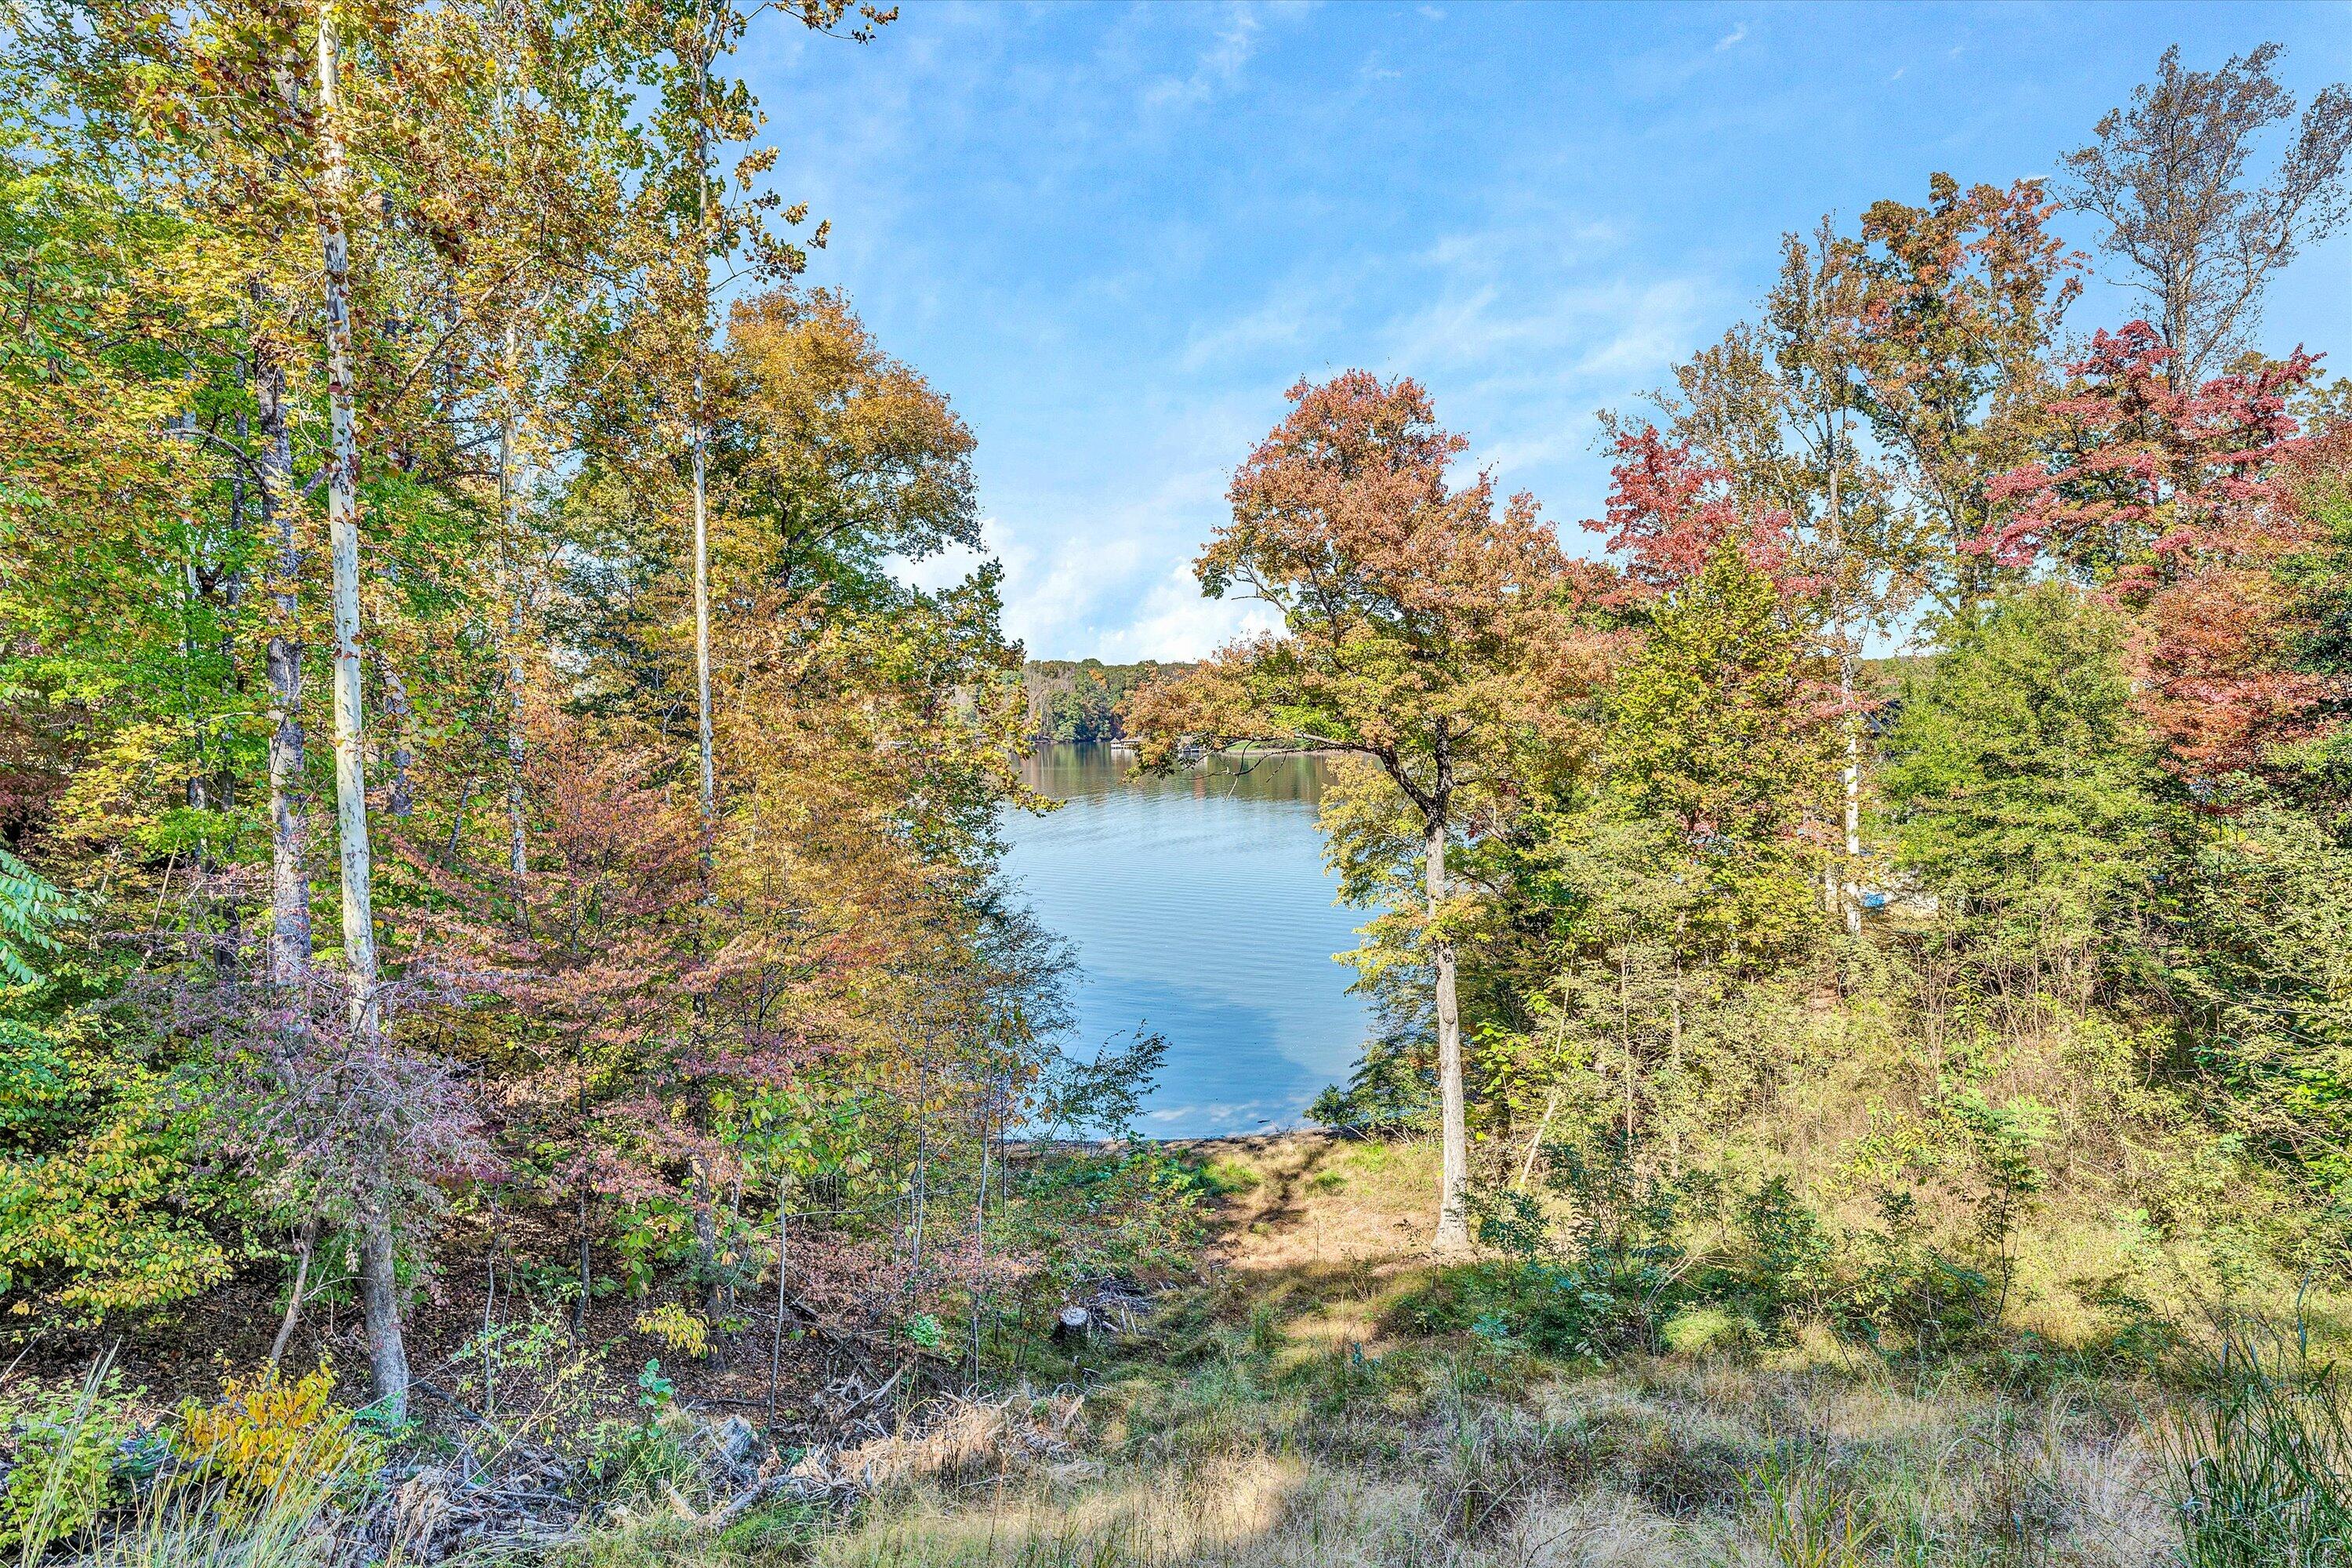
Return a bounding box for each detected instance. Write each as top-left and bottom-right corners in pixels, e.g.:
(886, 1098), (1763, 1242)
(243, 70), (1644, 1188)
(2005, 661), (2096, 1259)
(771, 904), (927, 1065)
(1020, 660), (1190, 745)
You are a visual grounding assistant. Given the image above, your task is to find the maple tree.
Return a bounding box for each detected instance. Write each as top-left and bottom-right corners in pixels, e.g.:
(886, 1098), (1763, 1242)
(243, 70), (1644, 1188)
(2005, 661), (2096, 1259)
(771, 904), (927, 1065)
(1128, 372), (1597, 1250)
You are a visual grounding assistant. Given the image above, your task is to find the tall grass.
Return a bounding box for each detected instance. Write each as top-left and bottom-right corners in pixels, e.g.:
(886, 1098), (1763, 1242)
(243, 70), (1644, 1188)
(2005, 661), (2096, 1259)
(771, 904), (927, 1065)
(1745, 1450), (1880, 1568)
(2161, 1326), (2352, 1568)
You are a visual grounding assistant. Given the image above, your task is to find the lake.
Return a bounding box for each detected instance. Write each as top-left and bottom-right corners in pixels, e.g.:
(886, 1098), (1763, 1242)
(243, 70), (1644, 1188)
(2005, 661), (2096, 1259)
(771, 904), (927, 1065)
(1000, 744), (1374, 1137)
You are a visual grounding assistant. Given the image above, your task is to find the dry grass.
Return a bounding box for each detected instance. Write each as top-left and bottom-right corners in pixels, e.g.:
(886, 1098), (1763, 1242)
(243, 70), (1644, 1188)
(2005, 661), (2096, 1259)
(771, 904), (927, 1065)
(566, 1131), (2288, 1566)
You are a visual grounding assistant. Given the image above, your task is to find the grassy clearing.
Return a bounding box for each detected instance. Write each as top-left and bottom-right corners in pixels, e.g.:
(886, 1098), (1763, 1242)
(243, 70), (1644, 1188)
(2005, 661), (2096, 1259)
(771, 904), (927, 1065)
(546, 1134), (2352, 1568)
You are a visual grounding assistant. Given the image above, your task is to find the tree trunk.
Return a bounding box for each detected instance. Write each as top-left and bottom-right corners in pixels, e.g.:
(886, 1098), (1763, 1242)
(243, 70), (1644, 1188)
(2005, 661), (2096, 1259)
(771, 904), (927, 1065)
(1842, 702), (1862, 937)
(1828, 423), (1860, 936)
(267, 1213), (319, 1367)
(358, 1210), (409, 1422)
(316, 4), (376, 1035)
(316, 3), (397, 1415)
(380, 655), (414, 818)
(1428, 801), (1469, 1252)
(499, 358), (530, 898)
(1619, 946), (1634, 1145)
(258, 350), (312, 990)
(692, 369), (714, 861)
(1668, 959), (1683, 1177)
(690, 95), (717, 866)
(692, 1156), (723, 1319)
(574, 1075), (592, 1338)
(767, 1185), (789, 1427)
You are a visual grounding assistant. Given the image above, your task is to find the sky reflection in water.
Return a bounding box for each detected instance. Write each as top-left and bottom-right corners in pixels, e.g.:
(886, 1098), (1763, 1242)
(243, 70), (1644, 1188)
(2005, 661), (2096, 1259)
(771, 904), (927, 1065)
(1000, 746), (1373, 1137)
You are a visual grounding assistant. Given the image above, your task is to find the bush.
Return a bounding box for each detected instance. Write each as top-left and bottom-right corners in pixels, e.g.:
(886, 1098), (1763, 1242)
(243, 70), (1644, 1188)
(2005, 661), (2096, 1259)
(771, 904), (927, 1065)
(1307, 1032), (1437, 1134)
(1384, 1261), (1617, 1360)
(1835, 1189), (1996, 1359)
(1006, 1144), (1212, 1290)
(1453, 1134), (1700, 1359)
(175, 1363), (374, 1501)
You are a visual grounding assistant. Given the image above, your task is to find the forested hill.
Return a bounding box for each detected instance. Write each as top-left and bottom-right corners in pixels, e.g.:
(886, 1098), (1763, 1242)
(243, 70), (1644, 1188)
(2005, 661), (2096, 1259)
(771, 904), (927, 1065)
(1021, 659), (1190, 743)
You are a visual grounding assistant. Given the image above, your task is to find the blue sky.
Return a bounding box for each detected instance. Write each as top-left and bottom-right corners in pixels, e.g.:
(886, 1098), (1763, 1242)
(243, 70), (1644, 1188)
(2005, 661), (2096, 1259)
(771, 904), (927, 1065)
(742, 2), (2352, 661)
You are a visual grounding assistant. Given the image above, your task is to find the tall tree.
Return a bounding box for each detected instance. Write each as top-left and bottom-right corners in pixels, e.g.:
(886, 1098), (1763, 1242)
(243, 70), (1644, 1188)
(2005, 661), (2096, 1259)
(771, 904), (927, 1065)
(2063, 43), (2352, 392)
(1851, 174), (2084, 607)
(1128, 372), (1591, 1250)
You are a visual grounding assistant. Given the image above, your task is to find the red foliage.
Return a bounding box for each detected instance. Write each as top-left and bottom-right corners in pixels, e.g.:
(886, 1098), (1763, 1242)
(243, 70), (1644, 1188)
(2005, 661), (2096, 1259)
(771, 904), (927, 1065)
(1980, 321), (2318, 578)
(1978, 321), (2332, 775)
(1582, 426), (1800, 601)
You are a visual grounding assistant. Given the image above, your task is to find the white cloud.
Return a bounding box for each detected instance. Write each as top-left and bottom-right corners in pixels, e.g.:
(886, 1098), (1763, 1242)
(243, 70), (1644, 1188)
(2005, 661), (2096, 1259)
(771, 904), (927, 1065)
(1143, 5), (1265, 109)
(1715, 22), (1748, 52)
(1100, 560), (1278, 661)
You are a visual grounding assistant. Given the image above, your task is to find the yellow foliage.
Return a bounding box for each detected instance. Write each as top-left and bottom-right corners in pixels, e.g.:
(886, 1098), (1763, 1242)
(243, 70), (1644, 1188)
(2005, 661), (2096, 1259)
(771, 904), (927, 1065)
(175, 1364), (372, 1497)
(633, 1302), (710, 1359)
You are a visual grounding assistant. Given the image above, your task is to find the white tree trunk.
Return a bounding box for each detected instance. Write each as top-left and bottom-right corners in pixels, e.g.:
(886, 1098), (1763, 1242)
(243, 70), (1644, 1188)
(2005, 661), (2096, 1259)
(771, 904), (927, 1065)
(690, 85), (716, 855)
(1842, 698), (1862, 938)
(316, 3), (400, 1421)
(257, 350), (312, 989)
(1428, 804), (1469, 1252)
(499, 360), (529, 889)
(693, 378), (714, 844)
(316, 6), (375, 1031)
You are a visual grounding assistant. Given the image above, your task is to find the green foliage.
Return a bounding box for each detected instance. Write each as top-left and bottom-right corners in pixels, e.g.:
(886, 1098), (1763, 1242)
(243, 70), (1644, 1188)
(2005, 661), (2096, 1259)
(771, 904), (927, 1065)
(0, 1025), (232, 1321)
(1603, 539), (1830, 962)
(1305, 1029), (1436, 1134)
(0, 1363), (144, 1551)
(1022, 660), (1178, 745)
(1035, 1028), (1167, 1143)
(1881, 584), (2163, 996)
(2162, 804), (2352, 1189)
(1941, 1089), (2051, 1316)
(1187, 1157), (1261, 1198)
(2163, 1326), (2352, 1568)
(1393, 1136), (1700, 1361)
(1387, 1127), (2051, 1367)
(0, 849), (64, 989)
(1006, 1145), (1212, 1293)
(1716, 1175), (1838, 1334)
(1837, 1189), (1996, 1361)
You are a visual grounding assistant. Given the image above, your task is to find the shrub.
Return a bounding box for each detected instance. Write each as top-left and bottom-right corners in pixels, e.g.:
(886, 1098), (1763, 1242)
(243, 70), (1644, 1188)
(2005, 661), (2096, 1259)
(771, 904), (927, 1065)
(1386, 1261), (1568, 1357)
(634, 1302), (711, 1359)
(175, 1363), (373, 1501)
(1451, 1134), (1700, 1359)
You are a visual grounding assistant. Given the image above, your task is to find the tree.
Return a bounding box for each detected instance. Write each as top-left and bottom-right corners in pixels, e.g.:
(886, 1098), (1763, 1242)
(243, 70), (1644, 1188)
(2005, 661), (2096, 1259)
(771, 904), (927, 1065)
(1878, 585), (2164, 1011)
(1603, 538), (1834, 970)
(1127, 372), (1593, 1250)
(2063, 43), (2352, 393)
(1850, 174), (2084, 606)
(1980, 323), (2328, 780)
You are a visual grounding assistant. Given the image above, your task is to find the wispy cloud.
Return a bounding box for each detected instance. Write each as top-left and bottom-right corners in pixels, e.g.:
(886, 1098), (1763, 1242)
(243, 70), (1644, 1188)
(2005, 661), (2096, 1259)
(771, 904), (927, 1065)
(1715, 21), (1748, 52)
(1144, 5), (1265, 109)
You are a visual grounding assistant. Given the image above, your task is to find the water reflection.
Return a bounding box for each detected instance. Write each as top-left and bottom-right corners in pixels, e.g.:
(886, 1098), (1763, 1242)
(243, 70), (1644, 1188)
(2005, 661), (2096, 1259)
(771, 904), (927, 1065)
(1000, 745), (1371, 1136)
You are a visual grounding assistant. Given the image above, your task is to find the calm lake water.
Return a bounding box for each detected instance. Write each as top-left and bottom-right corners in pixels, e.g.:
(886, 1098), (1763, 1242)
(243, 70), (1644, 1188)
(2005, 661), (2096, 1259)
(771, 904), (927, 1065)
(1000, 745), (1374, 1137)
